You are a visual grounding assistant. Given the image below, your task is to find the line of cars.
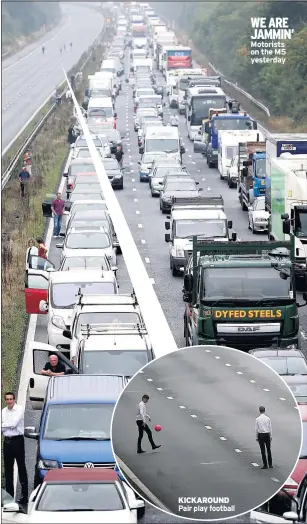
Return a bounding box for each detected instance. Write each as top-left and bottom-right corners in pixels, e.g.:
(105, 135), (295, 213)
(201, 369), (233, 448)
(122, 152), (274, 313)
(2, 12), (152, 524)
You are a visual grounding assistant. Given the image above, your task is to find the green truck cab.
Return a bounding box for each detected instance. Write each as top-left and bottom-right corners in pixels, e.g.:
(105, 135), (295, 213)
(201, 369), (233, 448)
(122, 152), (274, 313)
(183, 237), (306, 351)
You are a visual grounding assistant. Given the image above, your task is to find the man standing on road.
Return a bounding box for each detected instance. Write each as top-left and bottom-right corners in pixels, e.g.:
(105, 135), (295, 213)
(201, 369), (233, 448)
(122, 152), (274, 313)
(256, 406), (273, 469)
(18, 166), (31, 198)
(2, 392), (28, 505)
(51, 192), (65, 238)
(136, 394), (161, 454)
(40, 355), (66, 376)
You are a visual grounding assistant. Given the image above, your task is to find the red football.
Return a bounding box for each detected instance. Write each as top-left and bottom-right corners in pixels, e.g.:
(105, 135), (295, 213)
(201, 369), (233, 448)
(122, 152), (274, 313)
(154, 424), (162, 432)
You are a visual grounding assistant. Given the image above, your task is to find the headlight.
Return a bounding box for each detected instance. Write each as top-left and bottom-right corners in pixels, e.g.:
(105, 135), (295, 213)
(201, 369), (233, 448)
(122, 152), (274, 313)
(176, 247), (185, 258)
(51, 316), (66, 329)
(38, 459), (58, 470)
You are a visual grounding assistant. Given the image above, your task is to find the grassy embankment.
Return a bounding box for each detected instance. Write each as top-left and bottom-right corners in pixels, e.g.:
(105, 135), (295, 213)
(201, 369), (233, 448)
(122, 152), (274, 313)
(1, 40), (106, 398)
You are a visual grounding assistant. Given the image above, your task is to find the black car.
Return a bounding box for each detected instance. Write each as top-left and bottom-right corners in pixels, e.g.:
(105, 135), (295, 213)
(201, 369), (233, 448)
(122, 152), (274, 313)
(101, 128), (123, 154)
(102, 158), (123, 190)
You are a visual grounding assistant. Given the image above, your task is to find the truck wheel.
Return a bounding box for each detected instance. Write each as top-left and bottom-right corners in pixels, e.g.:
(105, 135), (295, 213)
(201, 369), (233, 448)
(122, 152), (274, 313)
(207, 157), (213, 168)
(137, 507), (145, 519)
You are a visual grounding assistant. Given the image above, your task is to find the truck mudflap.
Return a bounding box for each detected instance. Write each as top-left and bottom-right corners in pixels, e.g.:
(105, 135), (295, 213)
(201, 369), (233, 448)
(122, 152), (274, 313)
(293, 262), (307, 291)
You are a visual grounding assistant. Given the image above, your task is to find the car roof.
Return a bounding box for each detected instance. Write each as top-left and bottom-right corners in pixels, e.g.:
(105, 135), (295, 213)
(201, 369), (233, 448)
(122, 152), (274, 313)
(172, 209), (226, 220)
(68, 226), (108, 234)
(44, 468), (119, 483)
(70, 158), (95, 166)
(47, 374), (127, 403)
(75, 294), (138, 306)
(50, 269), (112, 283)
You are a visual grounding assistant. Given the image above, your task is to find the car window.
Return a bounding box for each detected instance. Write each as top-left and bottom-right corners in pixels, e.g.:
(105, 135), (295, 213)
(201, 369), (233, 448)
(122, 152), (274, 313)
(61, 256), (110, 271)
(27, 274), (48, 289)
(51, 282), (115, 308)
(66, 232), (111, 249)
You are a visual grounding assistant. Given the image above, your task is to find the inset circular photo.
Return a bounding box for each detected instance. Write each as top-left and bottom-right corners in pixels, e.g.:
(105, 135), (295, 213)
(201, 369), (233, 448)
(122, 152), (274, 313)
(111, 345), (302, 521)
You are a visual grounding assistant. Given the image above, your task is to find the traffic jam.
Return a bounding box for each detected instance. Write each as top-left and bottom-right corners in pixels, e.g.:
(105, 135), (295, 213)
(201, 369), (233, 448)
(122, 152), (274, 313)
(2, 2), (307, 523)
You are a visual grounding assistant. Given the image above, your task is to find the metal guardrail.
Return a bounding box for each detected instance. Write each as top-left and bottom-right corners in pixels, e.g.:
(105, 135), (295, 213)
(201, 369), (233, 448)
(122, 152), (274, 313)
(208, 62), (271, 118)
(1, 44), (95, 191)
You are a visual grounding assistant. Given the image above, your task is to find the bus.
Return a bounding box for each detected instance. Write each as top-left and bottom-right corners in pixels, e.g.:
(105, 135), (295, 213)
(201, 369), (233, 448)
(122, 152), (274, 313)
(185, 86), (227, 140)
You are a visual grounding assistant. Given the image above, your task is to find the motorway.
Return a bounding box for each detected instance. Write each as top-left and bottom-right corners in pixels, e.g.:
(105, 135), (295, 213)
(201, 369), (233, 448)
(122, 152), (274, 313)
(112, 346), (302, 520)
(10, 30), (307, 524)
(2, 2), (105, 151)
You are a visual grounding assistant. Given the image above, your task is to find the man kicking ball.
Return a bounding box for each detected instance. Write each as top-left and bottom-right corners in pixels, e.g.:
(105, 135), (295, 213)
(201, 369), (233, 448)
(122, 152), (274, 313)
(136, 394), (161, 454)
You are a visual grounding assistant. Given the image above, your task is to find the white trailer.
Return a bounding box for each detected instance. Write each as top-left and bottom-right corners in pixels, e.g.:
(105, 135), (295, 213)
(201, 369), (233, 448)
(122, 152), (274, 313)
(218, 130), (264, 180)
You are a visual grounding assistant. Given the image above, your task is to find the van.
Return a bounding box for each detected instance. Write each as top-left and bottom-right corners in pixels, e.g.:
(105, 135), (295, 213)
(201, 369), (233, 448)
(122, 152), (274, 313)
(87, 97), (117, 129)
(89, 72), (115, 98)
(140, 126), (185, 163)
(24, 374), (128, 486)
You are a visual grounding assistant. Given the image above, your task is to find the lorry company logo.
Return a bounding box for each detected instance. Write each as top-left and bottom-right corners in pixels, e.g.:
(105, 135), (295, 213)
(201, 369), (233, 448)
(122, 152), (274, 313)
(281, 144), (296, 151)
(214, 309), (282, 319)
(238, 326), (260, 332)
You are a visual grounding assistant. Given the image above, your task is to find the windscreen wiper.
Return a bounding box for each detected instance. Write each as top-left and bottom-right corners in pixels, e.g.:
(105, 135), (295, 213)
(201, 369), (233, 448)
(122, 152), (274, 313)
(54, 436), (110, 441)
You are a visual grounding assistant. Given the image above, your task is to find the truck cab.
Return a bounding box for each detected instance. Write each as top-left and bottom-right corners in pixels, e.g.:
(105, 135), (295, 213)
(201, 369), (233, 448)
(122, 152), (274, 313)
(183, 238), (304, 350)
(164, 196), (234, 276)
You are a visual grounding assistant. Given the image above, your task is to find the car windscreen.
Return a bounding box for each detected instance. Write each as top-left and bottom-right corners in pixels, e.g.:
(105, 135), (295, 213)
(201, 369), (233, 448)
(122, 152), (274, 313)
(165, 181), (196, 191)
(73, 210), (109, 221)
(213, 118), (253, 132)
(259, 357), (307, 376)
(255, 158), (266, 178)
(76, 312), (140, 332)
(90, 89), (111, 98)
(139, 97), (161, 105)
(70, 220), (110, 230)
(225, 146), (237, 160)
(51, 282), (115, 308)
(74, 176), (99, 184)
(70, 164), (95, 175)
(82, 350), (149, 376)
(288, 383), (307, 403)
(146, 138), (178, 153)
(154, 166), (181, 178)
(43, 403), (114, 440)
(72, 184), (102, 194)
(137, 90), (155, 97)
(142, 116), (160, 123)
(88, 107), (113, 119)
(175, 219), (227, 239)
(36, 482), (124, 512)
(142, 154), (166, 164)
(66, 232), (110, 249)
(76, 138), (101, 148)
(103, 160), (119, 169)
(61, 256), (110, 271)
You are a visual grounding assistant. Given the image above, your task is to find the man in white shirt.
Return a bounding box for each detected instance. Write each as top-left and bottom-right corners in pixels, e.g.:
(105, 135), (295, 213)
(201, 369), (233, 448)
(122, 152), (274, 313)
(255, 406), (273, 469)
(2, 392), (28, 504)
(136, 394), (161, 454)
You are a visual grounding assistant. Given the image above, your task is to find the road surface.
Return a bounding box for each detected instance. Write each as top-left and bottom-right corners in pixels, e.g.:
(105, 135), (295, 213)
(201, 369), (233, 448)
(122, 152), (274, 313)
(112, 346), (301, 520)
(16, 45), (306, 524)
(2, 2), (105, 151)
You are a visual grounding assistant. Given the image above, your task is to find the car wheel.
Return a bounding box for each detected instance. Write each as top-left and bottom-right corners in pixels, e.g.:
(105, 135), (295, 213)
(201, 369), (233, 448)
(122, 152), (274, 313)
(137, 506), (145, 519)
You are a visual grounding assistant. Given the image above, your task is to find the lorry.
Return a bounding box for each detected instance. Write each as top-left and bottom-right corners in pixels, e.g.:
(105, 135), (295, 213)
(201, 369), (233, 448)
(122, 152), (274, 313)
(161, 46), (192, 76)
(183, 236), (306, 350)
(193, 108), (227, 156)
(164, 196), (235, 275)
(237, 138), (266, 209)
(176, 70), (212, 114)
(218, 131), (263, 181)
(204, 111), (257, 168)
(265, 134), (307, 214)
(267, 154), (307, 291)
(186, 86), (227, 141)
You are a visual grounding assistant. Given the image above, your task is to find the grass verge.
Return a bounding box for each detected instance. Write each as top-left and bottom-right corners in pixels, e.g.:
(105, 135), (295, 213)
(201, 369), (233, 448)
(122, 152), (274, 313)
(1, 36), (106, 398)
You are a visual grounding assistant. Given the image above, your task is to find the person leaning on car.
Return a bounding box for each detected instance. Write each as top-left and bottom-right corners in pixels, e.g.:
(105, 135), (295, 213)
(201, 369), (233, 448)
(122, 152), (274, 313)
(40, 355), (65, 377)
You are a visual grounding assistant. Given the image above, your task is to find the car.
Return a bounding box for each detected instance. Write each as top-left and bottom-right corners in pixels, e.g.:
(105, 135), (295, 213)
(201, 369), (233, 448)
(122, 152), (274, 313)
(65, 209), (119, 251)
(154, 84), (163, 96)
(286, 376), (307, 404)
(137, 120), (164, 147)
(138, 152), (168, 182)
(59, 253), (114, 272)
(73, 147), (103, 159)
(99, 128), (124, 154)
(57, 226), (117, 266)
(72, 135), (111, 158)
(102, 158), (123, 189)
(134, 87), (155, 101)
(150, 163), (184, 196)
(248, 349), (307, 381)
(159, 179), (202, 213)
(1, 469), (145, 523)
(248, 196), (270, 233)
(60, 199), (108, 234)
(63, 158), (96, 198)
(134, 108), (158, 131)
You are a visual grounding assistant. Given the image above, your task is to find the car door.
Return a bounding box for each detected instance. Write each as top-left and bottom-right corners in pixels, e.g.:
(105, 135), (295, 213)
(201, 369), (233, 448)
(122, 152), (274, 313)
(24, 257), (55, 314)
(28, 342), (79, 410)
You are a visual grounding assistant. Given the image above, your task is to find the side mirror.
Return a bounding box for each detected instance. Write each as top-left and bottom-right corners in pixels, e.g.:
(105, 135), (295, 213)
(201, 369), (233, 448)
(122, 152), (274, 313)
(3, 502), (20, 513)
(165, 233), (171, 243)
(63, 172), (68, 178)
(131, 500), (145, 510)
(180, 145), (185, 154)
(163, 102), (166, 107)
(63, 329), (72, 340)
(227, 220), (233, 229)
(232, 232), (237, 241)
(282, 512), (299, 522)
(56, 243), (64, 248)
(184, 273), (193, 292)
(125, 78), (129, 83)
(138, 161), (141, 165)
(165, 221), (170, 230)
(24, 426), (39, 439)
(282, 217), (291, 234)
(253, 120), (258, 130)
(198, 130), (201, 135)
(195, 181), (199, 185)
(39, 300), (48, 312)
(139, 147), (144, 154)
(158, 181), (163, 185)
(114, 112), (117, 117)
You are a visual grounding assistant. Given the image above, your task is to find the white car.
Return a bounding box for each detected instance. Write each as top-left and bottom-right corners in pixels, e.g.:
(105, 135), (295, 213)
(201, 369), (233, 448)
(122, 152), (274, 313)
(57, 227), (117, 266)
(2, 469), (145, 523)
(138, 152), (169, 182)
(248, 196), (270, 234)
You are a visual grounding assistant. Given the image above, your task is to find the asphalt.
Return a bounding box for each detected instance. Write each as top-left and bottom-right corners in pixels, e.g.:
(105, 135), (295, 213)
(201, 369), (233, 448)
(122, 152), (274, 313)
(2, 3), (105, 150)
(14, 33), (307, 524)
(112, 346), (302, 520)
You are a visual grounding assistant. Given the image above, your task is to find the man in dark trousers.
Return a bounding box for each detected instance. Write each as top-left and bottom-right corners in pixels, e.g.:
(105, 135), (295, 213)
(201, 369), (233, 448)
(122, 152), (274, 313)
(114, 144), (124, 169)
(51, 192), (65, 238)
(18, 166), (31, 197)
(255, 406), (273, 469)
(2, 392), (28, 505)
(136, 394), (161, 454)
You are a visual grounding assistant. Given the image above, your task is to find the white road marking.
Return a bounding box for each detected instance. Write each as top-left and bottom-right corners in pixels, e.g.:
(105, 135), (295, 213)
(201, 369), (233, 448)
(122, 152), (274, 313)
(225, 363), (231, 367)
(133, 188), (136, 192)
(131, 178), (135, 182)
(236, 371), (243, 375)
(138, 224), (143, 228)
(251, 463), (260, 467)
(219, 436), (227, 441)
(205, 349), (211, 353)
(167, 396), (173, 400)
(200, 462), (227, 465)
(141, 239), (146, 244)
(190, 414), (197, 418)
(157, 387), (163, 391)
(215, 356), (220, 359)
(145, 257), (150, 263)
(271, 477), (280, 483)
(250, 380), (256, 383)
(179, 405), (186, 409)
(279, 397), (286, 401)
(235, 449), (242, 453)
(205, 426), (212, 430)
(134, 198), (138, 202)
(149, 278), (155, 284)
(147, 378), (153, 382)
(263, 388), (270, 392)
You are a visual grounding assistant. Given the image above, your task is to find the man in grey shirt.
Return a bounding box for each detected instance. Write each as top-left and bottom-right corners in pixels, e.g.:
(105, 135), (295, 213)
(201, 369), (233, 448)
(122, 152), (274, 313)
(136, 394), (161, 454)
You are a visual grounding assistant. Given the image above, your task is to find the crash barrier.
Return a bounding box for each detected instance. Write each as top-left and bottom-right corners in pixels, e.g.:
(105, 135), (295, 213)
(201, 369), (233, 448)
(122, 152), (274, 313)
(208, 62), (271, 118)
(65, 70), (178, 358)
(2, 34), (104, 190)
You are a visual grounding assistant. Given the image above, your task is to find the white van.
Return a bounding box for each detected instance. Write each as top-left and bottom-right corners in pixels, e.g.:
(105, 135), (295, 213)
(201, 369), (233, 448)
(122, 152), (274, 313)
(141, 126), (184, 163)
(87, 97), (117, 130)
(218, 130), (263, 180)
(100, 60), (121, 94)
(131, 49), (147, 60)
(132, 58), (153, 74)
(89, 79), (113, 99)
(89, 72), (115, 98)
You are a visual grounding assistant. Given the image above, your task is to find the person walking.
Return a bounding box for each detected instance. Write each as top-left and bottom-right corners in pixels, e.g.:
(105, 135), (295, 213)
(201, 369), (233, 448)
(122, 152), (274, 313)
(2, 392), (28, 505)
(51, 192), (65, 238)
(114, 145), (124, 169)
(18, 166), (31, 198)
(256, 406), (273, 469)
(136, 394), (161, 454)
(26, 238), (38, 269)
(67, 124), (76, 145)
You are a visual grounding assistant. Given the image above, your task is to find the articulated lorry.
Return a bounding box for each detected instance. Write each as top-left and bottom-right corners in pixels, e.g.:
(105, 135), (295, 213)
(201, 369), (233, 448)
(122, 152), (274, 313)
(183, 237), (306, 350)
(238, 140), (266, 210)
(267, 154), (307, 291)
